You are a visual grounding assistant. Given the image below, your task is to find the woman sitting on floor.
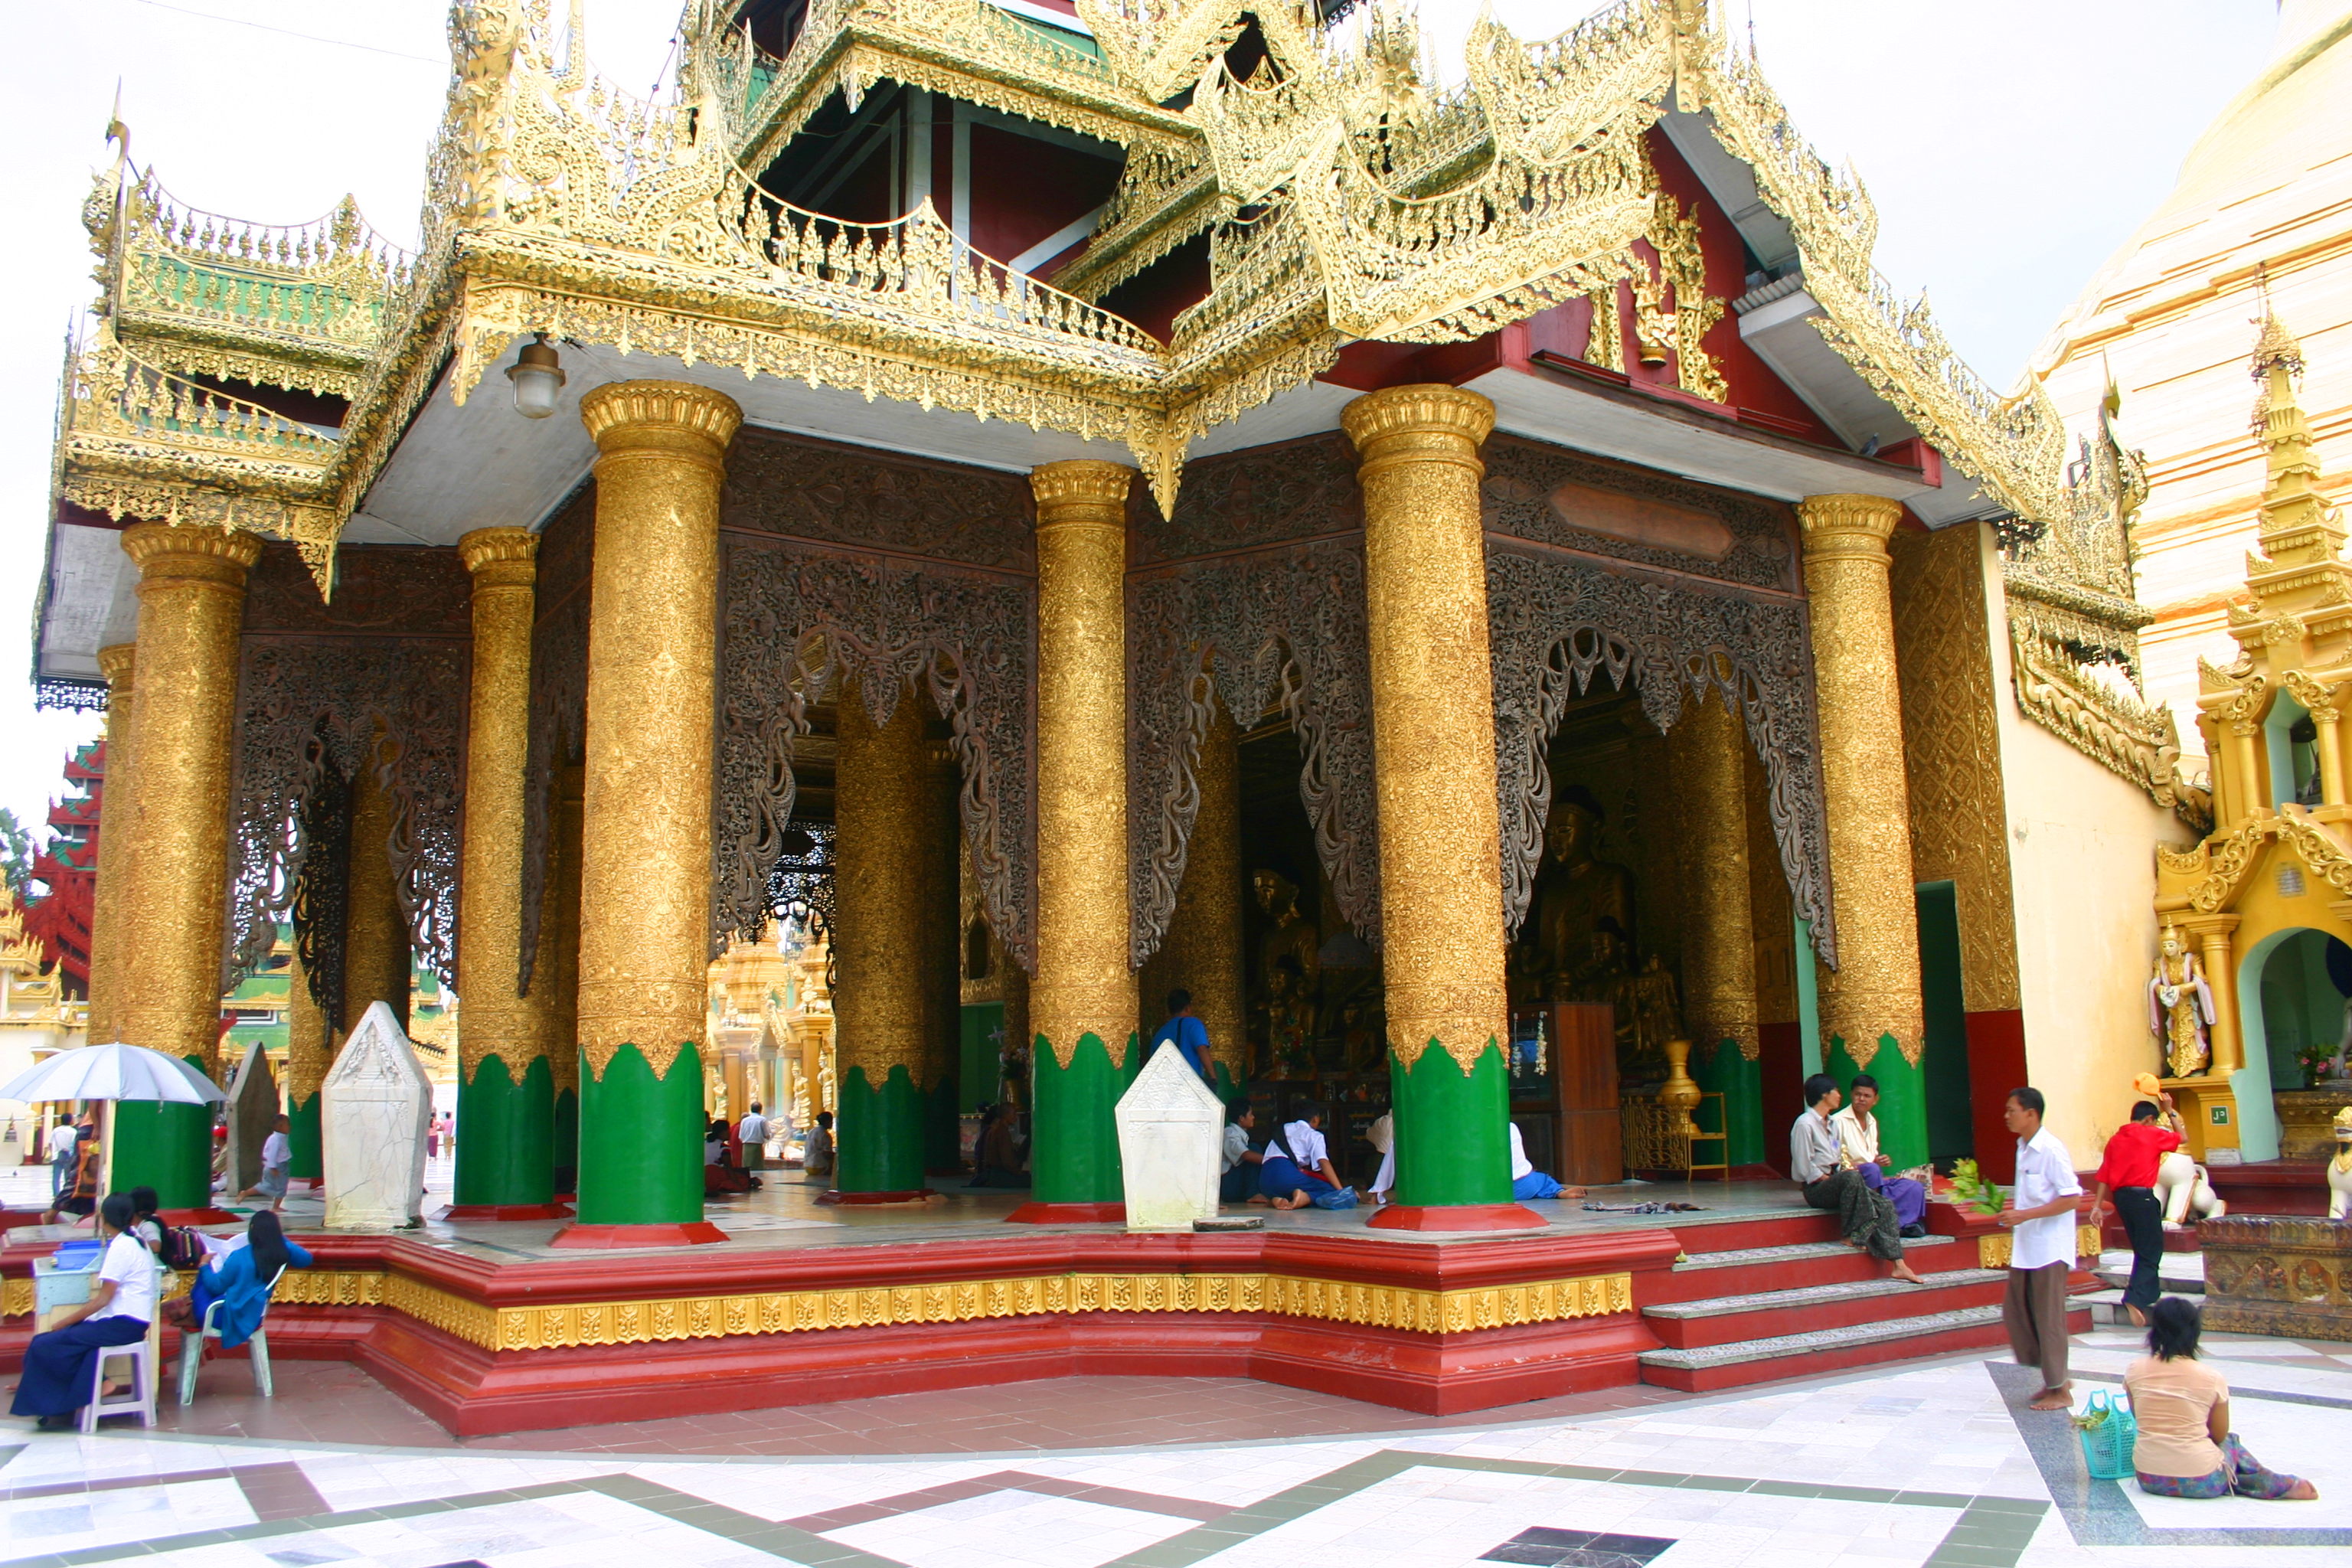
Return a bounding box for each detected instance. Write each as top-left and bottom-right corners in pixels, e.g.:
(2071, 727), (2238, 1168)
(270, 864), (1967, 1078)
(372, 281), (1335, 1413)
(2125, 1296), (2317, 1501)
(11, 1194), (156, 1429)
(1256, 1102), (1351, 1211)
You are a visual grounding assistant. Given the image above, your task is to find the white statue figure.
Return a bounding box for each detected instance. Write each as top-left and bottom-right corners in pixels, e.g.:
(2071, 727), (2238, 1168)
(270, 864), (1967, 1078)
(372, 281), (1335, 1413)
(2330, 1106), (2352, 1221)
(2148, 924), (2216, 1079)
(2154, 1149), (2228, 1229)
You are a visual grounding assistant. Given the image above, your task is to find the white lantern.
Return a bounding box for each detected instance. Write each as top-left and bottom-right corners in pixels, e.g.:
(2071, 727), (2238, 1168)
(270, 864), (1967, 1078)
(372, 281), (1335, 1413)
(505, 333), (567, 419)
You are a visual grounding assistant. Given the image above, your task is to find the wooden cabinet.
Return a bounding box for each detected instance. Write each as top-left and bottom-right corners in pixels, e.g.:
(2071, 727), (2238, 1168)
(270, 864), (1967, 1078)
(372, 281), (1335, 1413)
(1511, 1003), (1622, 1187)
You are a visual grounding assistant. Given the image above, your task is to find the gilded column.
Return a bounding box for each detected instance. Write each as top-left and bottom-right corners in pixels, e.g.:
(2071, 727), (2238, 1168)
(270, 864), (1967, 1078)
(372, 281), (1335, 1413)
(451, 528), (558, 1217)
(114, 522), (261, 1210)
(342, 754), (412, 1040)
(546, 764), (585, 1194)
(1797, 494), (1929, 1168)
(1161, 706), (1247, 1093)
(832, 685), (935, 1198)
(560, 381), (740, 1244)
(923, 742), (965, 1174)
(1343, 386), (1529, 1227)
(1020, 460), (1138, 1218)
(83, 644), (137, 1047)
(284, 943), (329, 1182)
(1671, 691), (1763, 1168)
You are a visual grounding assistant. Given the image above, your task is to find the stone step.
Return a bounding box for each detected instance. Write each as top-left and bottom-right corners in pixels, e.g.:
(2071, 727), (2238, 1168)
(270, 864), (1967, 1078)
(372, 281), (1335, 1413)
(1667, 1211), (1843, 1256)
(1648, 1233), (1967, 1304)
(1637, 1301), (2092, 1394)
(2092, 1250), (2204, 1296)
(1642, 1268), (2008, 1349)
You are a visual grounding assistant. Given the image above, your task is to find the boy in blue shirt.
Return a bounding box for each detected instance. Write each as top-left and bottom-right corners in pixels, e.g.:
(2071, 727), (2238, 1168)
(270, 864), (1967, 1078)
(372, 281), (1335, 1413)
(1150, 988), (1214, 1085)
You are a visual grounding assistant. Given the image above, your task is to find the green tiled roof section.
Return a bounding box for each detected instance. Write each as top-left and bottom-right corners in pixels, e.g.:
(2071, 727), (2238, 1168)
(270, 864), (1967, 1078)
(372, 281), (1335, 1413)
(129, 253), (390, 348)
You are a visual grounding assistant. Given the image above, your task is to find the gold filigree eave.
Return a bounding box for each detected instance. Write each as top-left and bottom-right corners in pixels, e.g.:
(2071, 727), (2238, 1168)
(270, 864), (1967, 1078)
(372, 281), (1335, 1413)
(446, 235), (1168, 400)
(105, 330), (368, 402)
(446, 274), (1184, 499)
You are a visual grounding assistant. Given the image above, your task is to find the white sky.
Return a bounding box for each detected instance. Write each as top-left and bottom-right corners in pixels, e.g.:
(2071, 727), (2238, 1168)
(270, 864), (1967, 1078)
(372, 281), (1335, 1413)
(0, 0), (2278, 848)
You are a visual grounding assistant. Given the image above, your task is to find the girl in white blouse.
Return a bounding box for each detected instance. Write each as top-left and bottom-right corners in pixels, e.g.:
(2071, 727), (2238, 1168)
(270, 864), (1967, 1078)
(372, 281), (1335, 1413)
(10, 1193), (157, 1430)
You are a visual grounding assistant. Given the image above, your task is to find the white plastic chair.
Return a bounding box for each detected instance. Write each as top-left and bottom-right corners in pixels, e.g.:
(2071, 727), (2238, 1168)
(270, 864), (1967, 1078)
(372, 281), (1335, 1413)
(80, 1316), (160, 1433)
(177, 1264), (287, 1407)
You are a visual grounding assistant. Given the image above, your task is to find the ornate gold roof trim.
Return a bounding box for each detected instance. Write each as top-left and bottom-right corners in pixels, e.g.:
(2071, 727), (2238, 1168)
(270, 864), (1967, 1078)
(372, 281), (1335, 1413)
(53, 0), (2095, 587)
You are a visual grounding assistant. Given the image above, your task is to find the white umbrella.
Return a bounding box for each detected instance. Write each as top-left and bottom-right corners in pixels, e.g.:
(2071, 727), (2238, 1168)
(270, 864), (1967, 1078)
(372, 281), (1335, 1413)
(0, 1041), (225, 1108)
(1, 1042), (226, 1209)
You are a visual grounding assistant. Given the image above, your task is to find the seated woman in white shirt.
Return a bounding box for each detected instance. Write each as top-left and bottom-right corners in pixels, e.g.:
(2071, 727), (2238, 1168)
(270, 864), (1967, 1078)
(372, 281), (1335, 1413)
(11, 1193), (157, 1429)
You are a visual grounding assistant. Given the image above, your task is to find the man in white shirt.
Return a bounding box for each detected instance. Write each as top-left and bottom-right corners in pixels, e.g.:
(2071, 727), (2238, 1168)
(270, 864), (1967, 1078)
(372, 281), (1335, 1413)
(737, 1103), (769, 1173)
(1791, 1074), (1924, 1285)
(1831, 1073), (1929, 1235)
(1998, 1086), (2083, 1410)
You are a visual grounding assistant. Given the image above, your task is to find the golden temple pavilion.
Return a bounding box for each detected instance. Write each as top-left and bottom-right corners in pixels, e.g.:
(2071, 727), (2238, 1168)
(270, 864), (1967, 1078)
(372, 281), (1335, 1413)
(33, 0), (2196, 1242)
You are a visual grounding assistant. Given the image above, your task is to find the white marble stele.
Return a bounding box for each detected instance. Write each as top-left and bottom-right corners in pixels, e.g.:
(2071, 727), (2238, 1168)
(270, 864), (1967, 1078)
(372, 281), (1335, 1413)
(223, 1042), (280, 1194)
(320, 1001), (432, 1230)
(1116, 1042), (1223, 1232)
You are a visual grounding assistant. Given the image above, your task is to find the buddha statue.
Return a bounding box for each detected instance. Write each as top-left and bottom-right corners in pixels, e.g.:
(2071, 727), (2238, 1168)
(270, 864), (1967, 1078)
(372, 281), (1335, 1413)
(1516, 786), (1638, 1005)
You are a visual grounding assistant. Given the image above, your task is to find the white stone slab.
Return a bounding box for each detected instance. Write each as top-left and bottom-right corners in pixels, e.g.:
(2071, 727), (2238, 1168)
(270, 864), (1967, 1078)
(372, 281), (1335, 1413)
(1116, 1042), (1223, 1232)
(222, 1042), (279, 1194)
(320, 1001), (431, 1230)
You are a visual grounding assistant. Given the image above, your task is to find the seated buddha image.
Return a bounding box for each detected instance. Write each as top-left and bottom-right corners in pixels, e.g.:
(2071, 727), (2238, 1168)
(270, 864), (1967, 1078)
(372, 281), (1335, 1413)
(1513, 784), (1638, 1006)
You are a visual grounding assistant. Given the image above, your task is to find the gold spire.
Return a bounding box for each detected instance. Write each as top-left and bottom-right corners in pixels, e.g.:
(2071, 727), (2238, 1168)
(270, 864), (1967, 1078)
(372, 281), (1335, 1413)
(2245, 304), (2343, 576)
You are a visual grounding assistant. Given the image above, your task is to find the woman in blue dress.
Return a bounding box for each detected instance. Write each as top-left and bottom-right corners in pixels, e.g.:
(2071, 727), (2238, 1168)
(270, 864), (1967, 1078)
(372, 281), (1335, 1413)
(166, 1210), (310, 1349)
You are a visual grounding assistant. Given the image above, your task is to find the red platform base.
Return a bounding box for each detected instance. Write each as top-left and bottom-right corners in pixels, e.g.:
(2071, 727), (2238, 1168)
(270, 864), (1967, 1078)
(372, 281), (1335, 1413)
(161, 1207), (240, 1227)
(816, 1189), (936, 1205)
(1367, 1203), (1547, 1233)
(439, 1203), (574, 1222)
(544, 1221), (728, 1249)
(1004, 1201), (1126, 1224)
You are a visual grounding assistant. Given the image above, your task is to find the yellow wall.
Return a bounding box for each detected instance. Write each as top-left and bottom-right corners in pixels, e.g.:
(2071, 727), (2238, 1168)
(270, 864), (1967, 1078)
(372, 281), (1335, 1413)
(1983, 528), (2197, 1161)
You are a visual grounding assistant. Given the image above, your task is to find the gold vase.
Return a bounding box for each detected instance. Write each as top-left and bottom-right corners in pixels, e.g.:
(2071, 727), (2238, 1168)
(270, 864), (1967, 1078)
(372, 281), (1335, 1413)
(1661, 1037), (1703, 1137)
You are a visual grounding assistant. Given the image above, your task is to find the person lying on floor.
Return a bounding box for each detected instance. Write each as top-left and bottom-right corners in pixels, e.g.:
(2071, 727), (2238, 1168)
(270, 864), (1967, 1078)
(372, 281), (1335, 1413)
(1791, 1074), (1926, 1285)
(2126, 1296), (2317, 1500)
(1508, 1122), (1585, 1202)
(11, 1193), (155, 1430)
(1831, 1073), (1929, 1236)
(1256, 1101), (1350, 1210)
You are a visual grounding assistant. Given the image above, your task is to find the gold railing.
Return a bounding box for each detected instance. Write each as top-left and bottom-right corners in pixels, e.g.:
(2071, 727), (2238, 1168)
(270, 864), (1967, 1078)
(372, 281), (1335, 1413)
(106, 174), (412, 357)
(70, 334), (339, 465)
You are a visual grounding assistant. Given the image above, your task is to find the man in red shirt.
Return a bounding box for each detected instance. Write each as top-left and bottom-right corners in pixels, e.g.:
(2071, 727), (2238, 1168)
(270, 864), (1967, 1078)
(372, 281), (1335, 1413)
(2089, 1091), (2186, 1325)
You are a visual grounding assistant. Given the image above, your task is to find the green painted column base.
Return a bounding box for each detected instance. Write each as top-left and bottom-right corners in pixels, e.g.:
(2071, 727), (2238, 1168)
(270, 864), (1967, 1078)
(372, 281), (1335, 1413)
(552, 1086), (579, 1195)
(450, 1053), (557, 1214)
(837, 1064), (930, 1197)
(554, 1043), (720, 1245)
(110, 1093), (213, 1213)
(1374, 1038), (1521, 1223)
(1696, 1038), (1766, 1168)
(1830, 1032), (1931, 1171)
(289, 1093), (322, 1181)
(1012, 1031), (1129, 1217)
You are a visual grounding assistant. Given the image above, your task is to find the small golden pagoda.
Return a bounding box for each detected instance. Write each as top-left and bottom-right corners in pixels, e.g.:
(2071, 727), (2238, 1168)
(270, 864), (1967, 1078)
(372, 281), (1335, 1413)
(2158, 308), (2352, 1162)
